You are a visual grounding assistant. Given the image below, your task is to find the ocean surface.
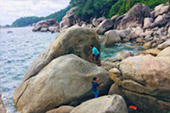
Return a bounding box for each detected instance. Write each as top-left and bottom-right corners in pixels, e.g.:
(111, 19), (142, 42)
(0, 27), (142, 113)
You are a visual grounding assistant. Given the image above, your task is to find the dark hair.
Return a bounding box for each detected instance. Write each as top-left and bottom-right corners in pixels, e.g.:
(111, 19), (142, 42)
(91, 44), (94, 47)
(93, 77), (97, 81)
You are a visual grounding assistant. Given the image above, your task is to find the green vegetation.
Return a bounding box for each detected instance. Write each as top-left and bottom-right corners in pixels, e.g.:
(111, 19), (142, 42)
(12, 0), (169, 27)
(70, 0), (169, 21)
(109, 0), (169, 17)
(12, 6), (72, 27)
(70, 0), (118, 22)
(12, 16), (43, 27)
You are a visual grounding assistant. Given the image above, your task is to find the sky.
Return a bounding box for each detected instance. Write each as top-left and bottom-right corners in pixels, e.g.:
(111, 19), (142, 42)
(0, 0), (70, 26)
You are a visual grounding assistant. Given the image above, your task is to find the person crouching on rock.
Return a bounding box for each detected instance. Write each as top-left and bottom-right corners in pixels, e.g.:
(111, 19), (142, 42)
(89, 44), (101, 66)
(92, 77), (104, 98)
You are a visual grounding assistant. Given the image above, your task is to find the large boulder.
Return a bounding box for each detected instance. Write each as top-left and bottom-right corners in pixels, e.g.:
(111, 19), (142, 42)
(49, 26), (59, 33)
(130, 26), (144, 38)
(22, 26), (101, 81)
(143, 17), (153, 29)
(117, 3), (151, 29)
(157, 39), (170, 50)
(151, 14), (170, 28)
(101, 57), (122, 71)
(144, 48), (161, 56)
(143, 41), (152, 49)
(59, 7), (78, 29)
(110, 55), (170, 113)
(13, 54), (112, 113)
(36, 19), (56, 27)
(40, 27), (48, 32)
(111, 15), (119, 22)
(103, 30), (121, 47)
(115, 30), (131, 40)
(154, 4), (170, 17)
(157, 46), (170, 57)
(96, 19), (114, 34)
(70, 95), (128, 113)
(0, 94), (6, 113)
(32, 26), (41, 32)
(32, 19), (57, 32)
(92, 17), (105, 27)
(46, 106), (74, 113)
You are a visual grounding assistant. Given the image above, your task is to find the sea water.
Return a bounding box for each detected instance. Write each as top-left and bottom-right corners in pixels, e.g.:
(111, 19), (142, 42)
(0, 27), (142, 113)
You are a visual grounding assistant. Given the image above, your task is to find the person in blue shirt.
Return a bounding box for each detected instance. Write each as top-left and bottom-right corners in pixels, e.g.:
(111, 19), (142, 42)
(92, 77), (104, 98)
(89, 44), (101, 66)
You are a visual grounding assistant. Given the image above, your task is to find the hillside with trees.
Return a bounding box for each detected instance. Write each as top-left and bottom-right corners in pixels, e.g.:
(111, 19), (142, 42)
(12, 5), (71, 27)
(70, 0), (169, 22)
(12, 0), (169, 27)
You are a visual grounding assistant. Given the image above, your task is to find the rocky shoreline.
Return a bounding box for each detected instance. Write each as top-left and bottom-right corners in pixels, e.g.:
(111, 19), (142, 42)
(13, 2), (170, 113)
(32, 3), (170, 52)
(14, 25), (170, 113)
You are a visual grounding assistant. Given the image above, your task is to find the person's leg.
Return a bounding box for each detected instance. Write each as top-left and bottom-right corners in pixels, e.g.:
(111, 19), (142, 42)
(95, 90), (99, 98)
(93, 90), (99, 98)
(96, 54), (101, 66)
(90, 54), (94, 61)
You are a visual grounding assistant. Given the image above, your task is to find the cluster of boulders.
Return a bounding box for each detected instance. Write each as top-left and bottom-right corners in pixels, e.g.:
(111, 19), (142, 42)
(21, 2), (170, 113)
(59, 7), (78, 29)
(32, 18), (59, 33)
(32, 7), (78, 33)
(14, 26), (122, 113)
(16, 25), (170, 113)
(32, 3), (170, 53)
(108, 46), (170, 113)
(97, 3), (170, 50)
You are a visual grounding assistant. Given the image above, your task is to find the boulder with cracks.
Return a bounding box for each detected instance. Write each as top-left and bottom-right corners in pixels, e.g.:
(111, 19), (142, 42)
(109, 55), (170, 113)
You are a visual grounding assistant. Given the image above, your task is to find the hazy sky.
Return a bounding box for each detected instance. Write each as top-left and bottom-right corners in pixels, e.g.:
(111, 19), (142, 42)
(0, 0), (70, 25)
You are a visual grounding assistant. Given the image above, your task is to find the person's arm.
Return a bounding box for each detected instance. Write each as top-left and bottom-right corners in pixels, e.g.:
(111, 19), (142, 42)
(89, 53), (94, 58)
(89, 53), (94, 61)
(88, 49), (92, 54)
(99, 83), (104, 87)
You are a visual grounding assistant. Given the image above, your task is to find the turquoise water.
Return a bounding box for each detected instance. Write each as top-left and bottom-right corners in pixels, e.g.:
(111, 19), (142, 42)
(101, 43), (143, 60)
(0, 27), (142, 113)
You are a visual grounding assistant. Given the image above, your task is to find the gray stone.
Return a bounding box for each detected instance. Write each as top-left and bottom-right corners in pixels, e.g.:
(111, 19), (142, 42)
(96, 19), (114, 34)
(32, 19), (57, 32)
(13, 54), (111, 113)
(108, 84), (122, 95)
(157, 46), (170, 57)
(46, 106), (74, 113)
(117, 3), (151, 29)
(151, 14), (170, 28)
(71, 95), (128, 113)
(103, 30), (121, 47)
(49, 26), (59, 33)
(22, 26), (101, 81)
(154, 4), (170, 17)
(59, 7), (78, 29)
(102, 58), (122, 71)
(111, 15), (119, 22)
(40, 27), (48, 32)
(92, 17), (105, 27)
(157, 39), (170, 50)
(143, 18), (153, 29)
(116, 55), (170, 113)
